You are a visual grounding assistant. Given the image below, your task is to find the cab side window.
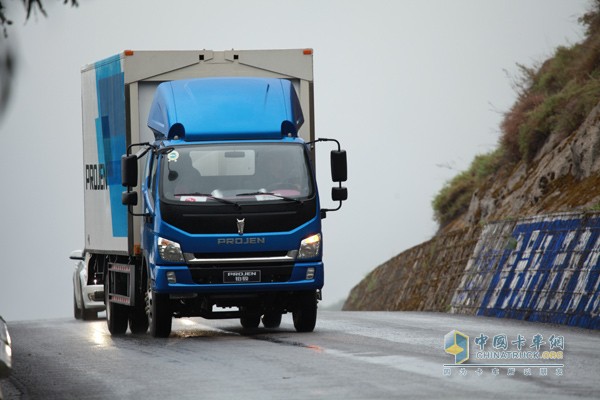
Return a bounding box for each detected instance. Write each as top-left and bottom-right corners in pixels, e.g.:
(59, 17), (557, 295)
(146, 155), (158, 207)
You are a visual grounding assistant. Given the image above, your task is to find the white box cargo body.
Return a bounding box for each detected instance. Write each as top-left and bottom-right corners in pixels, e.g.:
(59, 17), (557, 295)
(81, 49), (315, 255)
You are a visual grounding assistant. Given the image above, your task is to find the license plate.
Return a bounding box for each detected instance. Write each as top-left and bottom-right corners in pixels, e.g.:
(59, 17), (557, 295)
(223, 270), (261, 283)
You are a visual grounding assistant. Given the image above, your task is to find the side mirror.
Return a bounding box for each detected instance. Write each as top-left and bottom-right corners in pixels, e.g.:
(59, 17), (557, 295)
(331, 150), (347, 182)
(69, 250), (85, 261)
(121, 155), (138, 187)
(332, 186), (348, 202)
(122, 191), (138, 206)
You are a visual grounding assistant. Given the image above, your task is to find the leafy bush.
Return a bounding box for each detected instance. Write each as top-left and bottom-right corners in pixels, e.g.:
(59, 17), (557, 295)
(432, 149), (503, 226)
(504, 13), (600, 163)
(500, 91), (545, 163)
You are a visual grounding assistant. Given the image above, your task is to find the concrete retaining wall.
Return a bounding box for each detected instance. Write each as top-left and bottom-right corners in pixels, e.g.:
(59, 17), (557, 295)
(343, 226), (481, 311)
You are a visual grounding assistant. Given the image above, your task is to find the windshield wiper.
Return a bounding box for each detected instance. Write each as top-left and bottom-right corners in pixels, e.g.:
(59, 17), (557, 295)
(174, 192), (241, 209)
(236, 191), (304, 205)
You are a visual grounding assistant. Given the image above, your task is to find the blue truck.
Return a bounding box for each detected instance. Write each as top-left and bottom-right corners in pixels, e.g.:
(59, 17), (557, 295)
(81, 49), (347, 337)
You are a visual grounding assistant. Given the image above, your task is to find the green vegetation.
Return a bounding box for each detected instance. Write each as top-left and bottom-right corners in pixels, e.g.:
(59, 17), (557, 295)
(432, 149), (503, 226)
(433, 1), (600, 227)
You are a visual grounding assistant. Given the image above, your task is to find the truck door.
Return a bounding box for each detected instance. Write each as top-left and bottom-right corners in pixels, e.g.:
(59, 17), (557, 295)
(142, 153), (159, 258)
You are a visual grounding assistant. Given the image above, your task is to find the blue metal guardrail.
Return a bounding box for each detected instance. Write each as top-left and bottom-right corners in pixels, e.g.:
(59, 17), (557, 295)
(451, 212), (600, 329)
(0, 316), (11, 378)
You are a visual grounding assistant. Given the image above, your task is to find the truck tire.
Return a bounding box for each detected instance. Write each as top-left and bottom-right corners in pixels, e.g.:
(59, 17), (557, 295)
(292, 291), (317, 332)
(262, 312), (282, 328)
(129, 269), (149, 334)
(129, 304), (149, 334)
(105, 272), (128, 335)
(240, 307), (261, 329)
(146, 279), (171, 338)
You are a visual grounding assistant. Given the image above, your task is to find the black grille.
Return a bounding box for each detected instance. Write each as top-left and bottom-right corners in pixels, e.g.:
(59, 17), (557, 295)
(160, 198), (317, 234)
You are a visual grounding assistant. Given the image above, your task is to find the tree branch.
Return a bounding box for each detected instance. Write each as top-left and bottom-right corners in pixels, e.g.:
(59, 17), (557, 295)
(0, 0), (79, 38)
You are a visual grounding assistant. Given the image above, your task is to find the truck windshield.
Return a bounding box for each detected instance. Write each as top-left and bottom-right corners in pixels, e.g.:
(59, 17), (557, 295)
(160, 143), (313, 204)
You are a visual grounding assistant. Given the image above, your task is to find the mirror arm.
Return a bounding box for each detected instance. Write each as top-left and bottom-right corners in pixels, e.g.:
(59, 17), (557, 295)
(320, 200), (343, 219)
(127, 142), (154, 158)
(307, 137), (342, 152)
(127, 205), (151, 218)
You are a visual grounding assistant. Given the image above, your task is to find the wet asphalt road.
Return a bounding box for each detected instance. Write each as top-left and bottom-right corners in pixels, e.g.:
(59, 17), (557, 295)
(0, 311), (598, 399)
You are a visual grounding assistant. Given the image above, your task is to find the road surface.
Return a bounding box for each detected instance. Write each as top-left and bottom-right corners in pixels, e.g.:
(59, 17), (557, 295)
(0, 311), (598, 399)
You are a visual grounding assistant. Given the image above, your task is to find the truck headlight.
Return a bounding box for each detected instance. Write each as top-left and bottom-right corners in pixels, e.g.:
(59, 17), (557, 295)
(157, 237), (184, 262)
(298, 233), (321, 259)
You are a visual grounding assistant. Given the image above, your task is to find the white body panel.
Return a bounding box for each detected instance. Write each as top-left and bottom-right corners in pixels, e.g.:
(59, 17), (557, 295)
(81, 55), (129, 254)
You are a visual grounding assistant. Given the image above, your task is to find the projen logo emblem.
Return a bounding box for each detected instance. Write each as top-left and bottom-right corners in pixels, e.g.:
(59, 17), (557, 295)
(444, 330), (469, 364)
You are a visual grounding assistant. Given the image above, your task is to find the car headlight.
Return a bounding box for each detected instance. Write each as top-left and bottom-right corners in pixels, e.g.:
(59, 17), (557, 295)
(298, 233), (321, 259)
(157, 237), (184, 262)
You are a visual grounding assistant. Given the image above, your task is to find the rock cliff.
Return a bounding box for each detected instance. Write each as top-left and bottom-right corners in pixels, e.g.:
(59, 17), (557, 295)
(462, 106), (600, 230)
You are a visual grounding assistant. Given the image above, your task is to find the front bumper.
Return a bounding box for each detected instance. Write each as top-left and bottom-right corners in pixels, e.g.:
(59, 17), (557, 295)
(151, 262), (324, 294)
(81, 284), (106, 310)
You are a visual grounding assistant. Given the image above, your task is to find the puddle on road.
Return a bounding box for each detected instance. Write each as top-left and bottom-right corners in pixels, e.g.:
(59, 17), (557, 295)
(172, 319), (241, 338)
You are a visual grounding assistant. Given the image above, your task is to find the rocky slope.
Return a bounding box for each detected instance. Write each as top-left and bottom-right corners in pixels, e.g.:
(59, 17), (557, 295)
(454, 104), (600, 232)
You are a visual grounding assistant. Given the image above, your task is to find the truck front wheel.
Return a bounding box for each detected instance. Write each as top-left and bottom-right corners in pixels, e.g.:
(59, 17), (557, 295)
(240, 307), (261, 329)
(262, 312), (282, 328)
(146, 279), (172, 338)
(292, 291), (317, 332)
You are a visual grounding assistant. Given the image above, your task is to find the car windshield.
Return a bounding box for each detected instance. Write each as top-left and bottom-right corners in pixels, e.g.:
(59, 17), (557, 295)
(160, 143), (313, 204)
